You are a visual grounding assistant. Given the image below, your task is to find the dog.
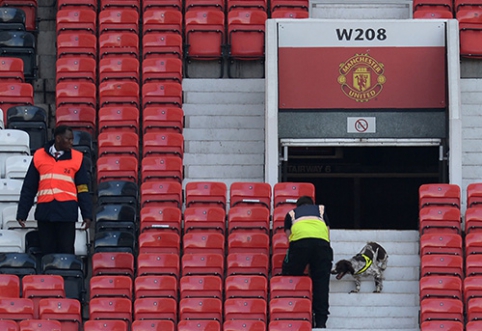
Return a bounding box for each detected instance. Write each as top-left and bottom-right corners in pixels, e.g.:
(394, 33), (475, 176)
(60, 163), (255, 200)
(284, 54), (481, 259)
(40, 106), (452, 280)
(331, 242), (388, 293)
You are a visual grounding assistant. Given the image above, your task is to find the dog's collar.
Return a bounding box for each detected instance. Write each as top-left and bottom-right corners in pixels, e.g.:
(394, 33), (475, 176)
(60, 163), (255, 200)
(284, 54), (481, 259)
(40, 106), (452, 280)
(355, 254), (373, 275)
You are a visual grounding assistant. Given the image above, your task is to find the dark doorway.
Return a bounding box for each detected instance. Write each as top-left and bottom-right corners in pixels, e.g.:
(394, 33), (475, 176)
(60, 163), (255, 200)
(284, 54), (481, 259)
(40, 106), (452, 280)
(282, 146), (442, 230)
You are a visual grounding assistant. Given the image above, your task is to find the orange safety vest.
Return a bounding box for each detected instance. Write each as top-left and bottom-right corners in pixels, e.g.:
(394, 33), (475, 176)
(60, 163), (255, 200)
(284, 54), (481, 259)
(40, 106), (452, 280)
(33, 148), (83, 203)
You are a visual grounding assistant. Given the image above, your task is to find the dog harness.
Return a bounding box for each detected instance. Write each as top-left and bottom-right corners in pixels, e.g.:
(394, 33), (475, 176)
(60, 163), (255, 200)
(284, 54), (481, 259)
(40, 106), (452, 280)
(355, 254), (373, 275)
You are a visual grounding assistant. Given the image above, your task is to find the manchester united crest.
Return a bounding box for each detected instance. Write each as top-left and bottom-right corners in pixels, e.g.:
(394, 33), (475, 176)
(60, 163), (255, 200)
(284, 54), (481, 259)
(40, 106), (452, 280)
(338, 54), (386, 102)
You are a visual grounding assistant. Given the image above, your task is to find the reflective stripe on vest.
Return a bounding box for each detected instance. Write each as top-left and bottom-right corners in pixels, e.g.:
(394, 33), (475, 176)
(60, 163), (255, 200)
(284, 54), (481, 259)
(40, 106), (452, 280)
(289, 205), (330, 242)
(33, 148), (83, 203)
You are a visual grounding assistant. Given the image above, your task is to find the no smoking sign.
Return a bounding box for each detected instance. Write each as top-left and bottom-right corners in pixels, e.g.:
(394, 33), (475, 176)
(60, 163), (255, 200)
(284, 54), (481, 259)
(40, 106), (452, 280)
(347, 117), (376, 133)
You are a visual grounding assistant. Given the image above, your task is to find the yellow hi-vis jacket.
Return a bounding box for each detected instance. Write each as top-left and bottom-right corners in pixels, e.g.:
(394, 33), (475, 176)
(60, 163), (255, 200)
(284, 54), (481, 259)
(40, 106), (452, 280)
(288, 204), (330, 242)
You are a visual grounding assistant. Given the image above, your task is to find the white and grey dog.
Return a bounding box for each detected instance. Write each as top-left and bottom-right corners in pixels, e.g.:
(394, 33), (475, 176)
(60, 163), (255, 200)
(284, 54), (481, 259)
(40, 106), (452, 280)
(331, 242), (388, 293)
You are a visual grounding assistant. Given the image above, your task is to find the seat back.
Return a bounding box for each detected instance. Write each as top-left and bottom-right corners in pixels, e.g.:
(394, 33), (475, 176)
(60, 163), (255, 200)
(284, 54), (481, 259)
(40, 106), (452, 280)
(133, 297), (177, 322)
(224, 298), (267, 321)
(229, 182), (272, 209)
(224, 275), (267, 300)
(136, 253), (180, 278)
(180, 275), (223, 299)
(134, 275), (178, 299)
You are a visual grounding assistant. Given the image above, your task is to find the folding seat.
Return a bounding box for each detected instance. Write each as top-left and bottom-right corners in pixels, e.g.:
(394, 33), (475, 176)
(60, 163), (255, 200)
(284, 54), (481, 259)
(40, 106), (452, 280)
(419, 206), (461, 234)
(101, 0), (141, 12)
(6, 105), (47, 153)
(0, 82), (33, 123)
(467, 182), (482, 208)
(185, 181), (227, 209)
(134, 297), (177, 322)
(183, 206), (226, 234)
(95, 203), (136, 235)
(273, 182), (315, 207)
(91, 252), (135, 278)
(56, 57), (96, 83)
(467, 320), (482, 331)
(224, 298), (267, 322)
(454, 0), (482, 16)
(96, 155), (138, 184)
(56, 9), (96, 35)
(419, 275), (463, 301)
(177, 320), (221, 331)
(413, 0), (453, 11)
(0, 31), (36, 80)
(226, 253), (269, 277)
(466, 254), (482, 277)
(0, 298), (34, 321)
(142, 106), (184, 134)
(142, 0), (182, 12)
(57, 0), (97, 11)
(132, 320), (176, 331)
(140, 205), (182, 233)
(97, 180), (139, 207)
(142, 58), (183, 84)
(413, 7), (454, 18)
(269, 276), (312, 300)
(185, 0), (225, 12)
(89, 275), (133, 300)
(55, 106), (96, 136)
(225, 275), (267, 300)
(271, 232), (288, 257)
(419, 184), (461, 209)
(0, 57), (24, 82)
(97, 131), (139, 158)
(179, 275), (222, 299)
(223, 320), (265, 331)
(230, 182), (272, 209)
(56, 32), (97, 59)
(4, 155), (31, 180)
(84, 320), (129, 331)
(227, 206), (270, 234)
(269, 298), (312, 322)
(141, 155), (183, 183)
(142, 82), (183, 108)
(268, 320), (313, 331)
(89, 297), (133, 325)
(99, 81), (140, 108)
(465, 232), (482, 255)
(2, 205), (36, 231)
(0, 252), (37, 277)
(179, 297), (223, 322)
(142, 9), (182, 35)
(419, 233), (463, 256)
(458, 16), (482, 58)
(228, 232), (269, 255)
(134, 275), (178, 299)
(19, 320), (62, 331)
(0, 274), (20, 298)
(183, 231), (225, 255)
(0, 7), (26, 31)
(99, 8), (139, 35)
(181, 253), (224, 278)
(22, 275), (65, 318)
(0, 179), (24, 210)
(270, 7), (309, 18)
(142, 132), (184, 158)
(466, 297), (482, 322)
(138, 231), (180, 254)
(227, 0), (266, 11)
(56, 81), (96, 109)
(136, 253), (180, 278)
(38, 298), (82, 331)
(421, 254), (463, 278)
(99, 32), (139, 59)
(99, 57), (140, 83)
(93, 230), (136, 254)
(0, 230), (25, 254)
(0, 320), (18, 331)
(40, 254), (85, 303)
(464, 276), (482, 305)
(184, 10), (225, 76)
(140, 180), (183, 209)
(0, 0), (37, 31)
(142, 32), (183, 59)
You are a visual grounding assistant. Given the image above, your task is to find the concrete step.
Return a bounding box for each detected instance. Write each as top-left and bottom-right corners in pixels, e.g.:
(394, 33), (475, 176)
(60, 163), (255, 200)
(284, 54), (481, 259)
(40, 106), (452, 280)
(322, 329), (419, 331)
(332, 241), (419, 256)
(183, 103), (264, 116)
(331, 229), (420, 242)
(184, 140), (265, 154)
(184, 91), (265, 105)
(184, 153), (264, 165)
(183, 78), (265, 92)
(329, 292), (418, 307)
(325, 316), (419, 329)
(332, 253), (420, 267)
(185, 115), (264, 129)
(183, 128), (264, 141)
(329, 305), (419, 317)
(330, 280), (419, 294)
(184, 164), (264, 179)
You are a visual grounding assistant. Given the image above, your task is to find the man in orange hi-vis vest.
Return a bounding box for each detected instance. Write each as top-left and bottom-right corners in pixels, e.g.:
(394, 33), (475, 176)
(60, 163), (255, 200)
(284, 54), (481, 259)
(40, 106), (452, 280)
(16, 125), (92, 255)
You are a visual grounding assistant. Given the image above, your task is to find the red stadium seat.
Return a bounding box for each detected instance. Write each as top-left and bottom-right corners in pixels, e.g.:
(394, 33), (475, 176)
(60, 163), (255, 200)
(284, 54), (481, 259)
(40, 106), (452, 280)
(99, 57), (140, 83)
(137, 253), (180, 278)
(18, 319), (62, 331)
(228, 232), (269, 255)
(101, 0), (141, 11)
(142, 106), (184, 134)
(179, 297), (223, 322)
(56, 81), (96, 108)
(142, 132), (184, 158)
(420, 321), (463, 331)
(140, 181), (183, 208)
(467, 321), (482, 331)
(420, 298), (463, 322)
(99, 32), (139, 59)
(38, 298), (82, 331)
(227, 0), (266, 11)
(132, 320), (175, 331)
(0, 83), (33, 121)
(225, 275), (267, 300)
(226, 252), (269, 277)
(185, 0), (224, 11)
(419, 275), (463, 301)
(89, 297), (132, 325)
(142, 33), (183, 59)
(99, 81), (140, 108)
(467, 182), (482, 208)
(56, 57), (96, 83)
(273, 182), (315, 207)
(271, 232), (289, 256)
(413, 7), (454, 18)
(99, 8), (139, 34)
(142, 8), (182, 35)
(183, 206), (226, 234)
(181, 253), (224, 278)
(142, 58), (183, 83)
(183, 232), (225, 255)
(134, 297), (177, 322)
(419, 184), (461, 209)
(272, 205), (293, 235)
(268, 320), (312, 331)
(466, 207), (482, 233)
(57, 0), (97, 10)
(143, 0), (182, 11)
(55, 106), (96, 135)
(271, 253), (285, 277)
(177, 320), (221, 331)
(84, 320), (129, 331)
(465, 232), (482, 255)
(224, 298), (267, 322)
(419, 206), (461, 234)
(0, 57), (24, 82)
(91, 252), (135, 278)
(269, 276), (312, 300)
(227, 206), (270, 234)
(141, 155), (183, 183)
(180, 275), (223, 299)
(269, 298), (312, 322)
(142, 82), (183, 108)
(56, 32), (97, 59)
(56, 9), (96, 35)
(0, 298), (34, 321)
(185, 181), (227, 209)
(140, 206), (182, 233)
(230, 182), (272, 209)
(0, 274), (20, 298)
(135, 275), (178, 299)
(464, 276), (482, 305)
(466, 254), (482, 277)
(22, 275), (65, 318)
(270, 0), (308, 12)
(98, 131), (139, 158)
(459, 19), (482, 58)
(413, 0), (453, 11)
(227, 9), (267, 62)
(421, 254), (463, 278)
(96, 155), (139, 184)
(467, 297), (482, 322)
(89, 275), (133, 300)
(224, 320), (266, 331)
(420, 233), (463, 256)
(0, 320), (18, 331)
(98, 106), (139, 133)
(138, 231), (180, 254)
